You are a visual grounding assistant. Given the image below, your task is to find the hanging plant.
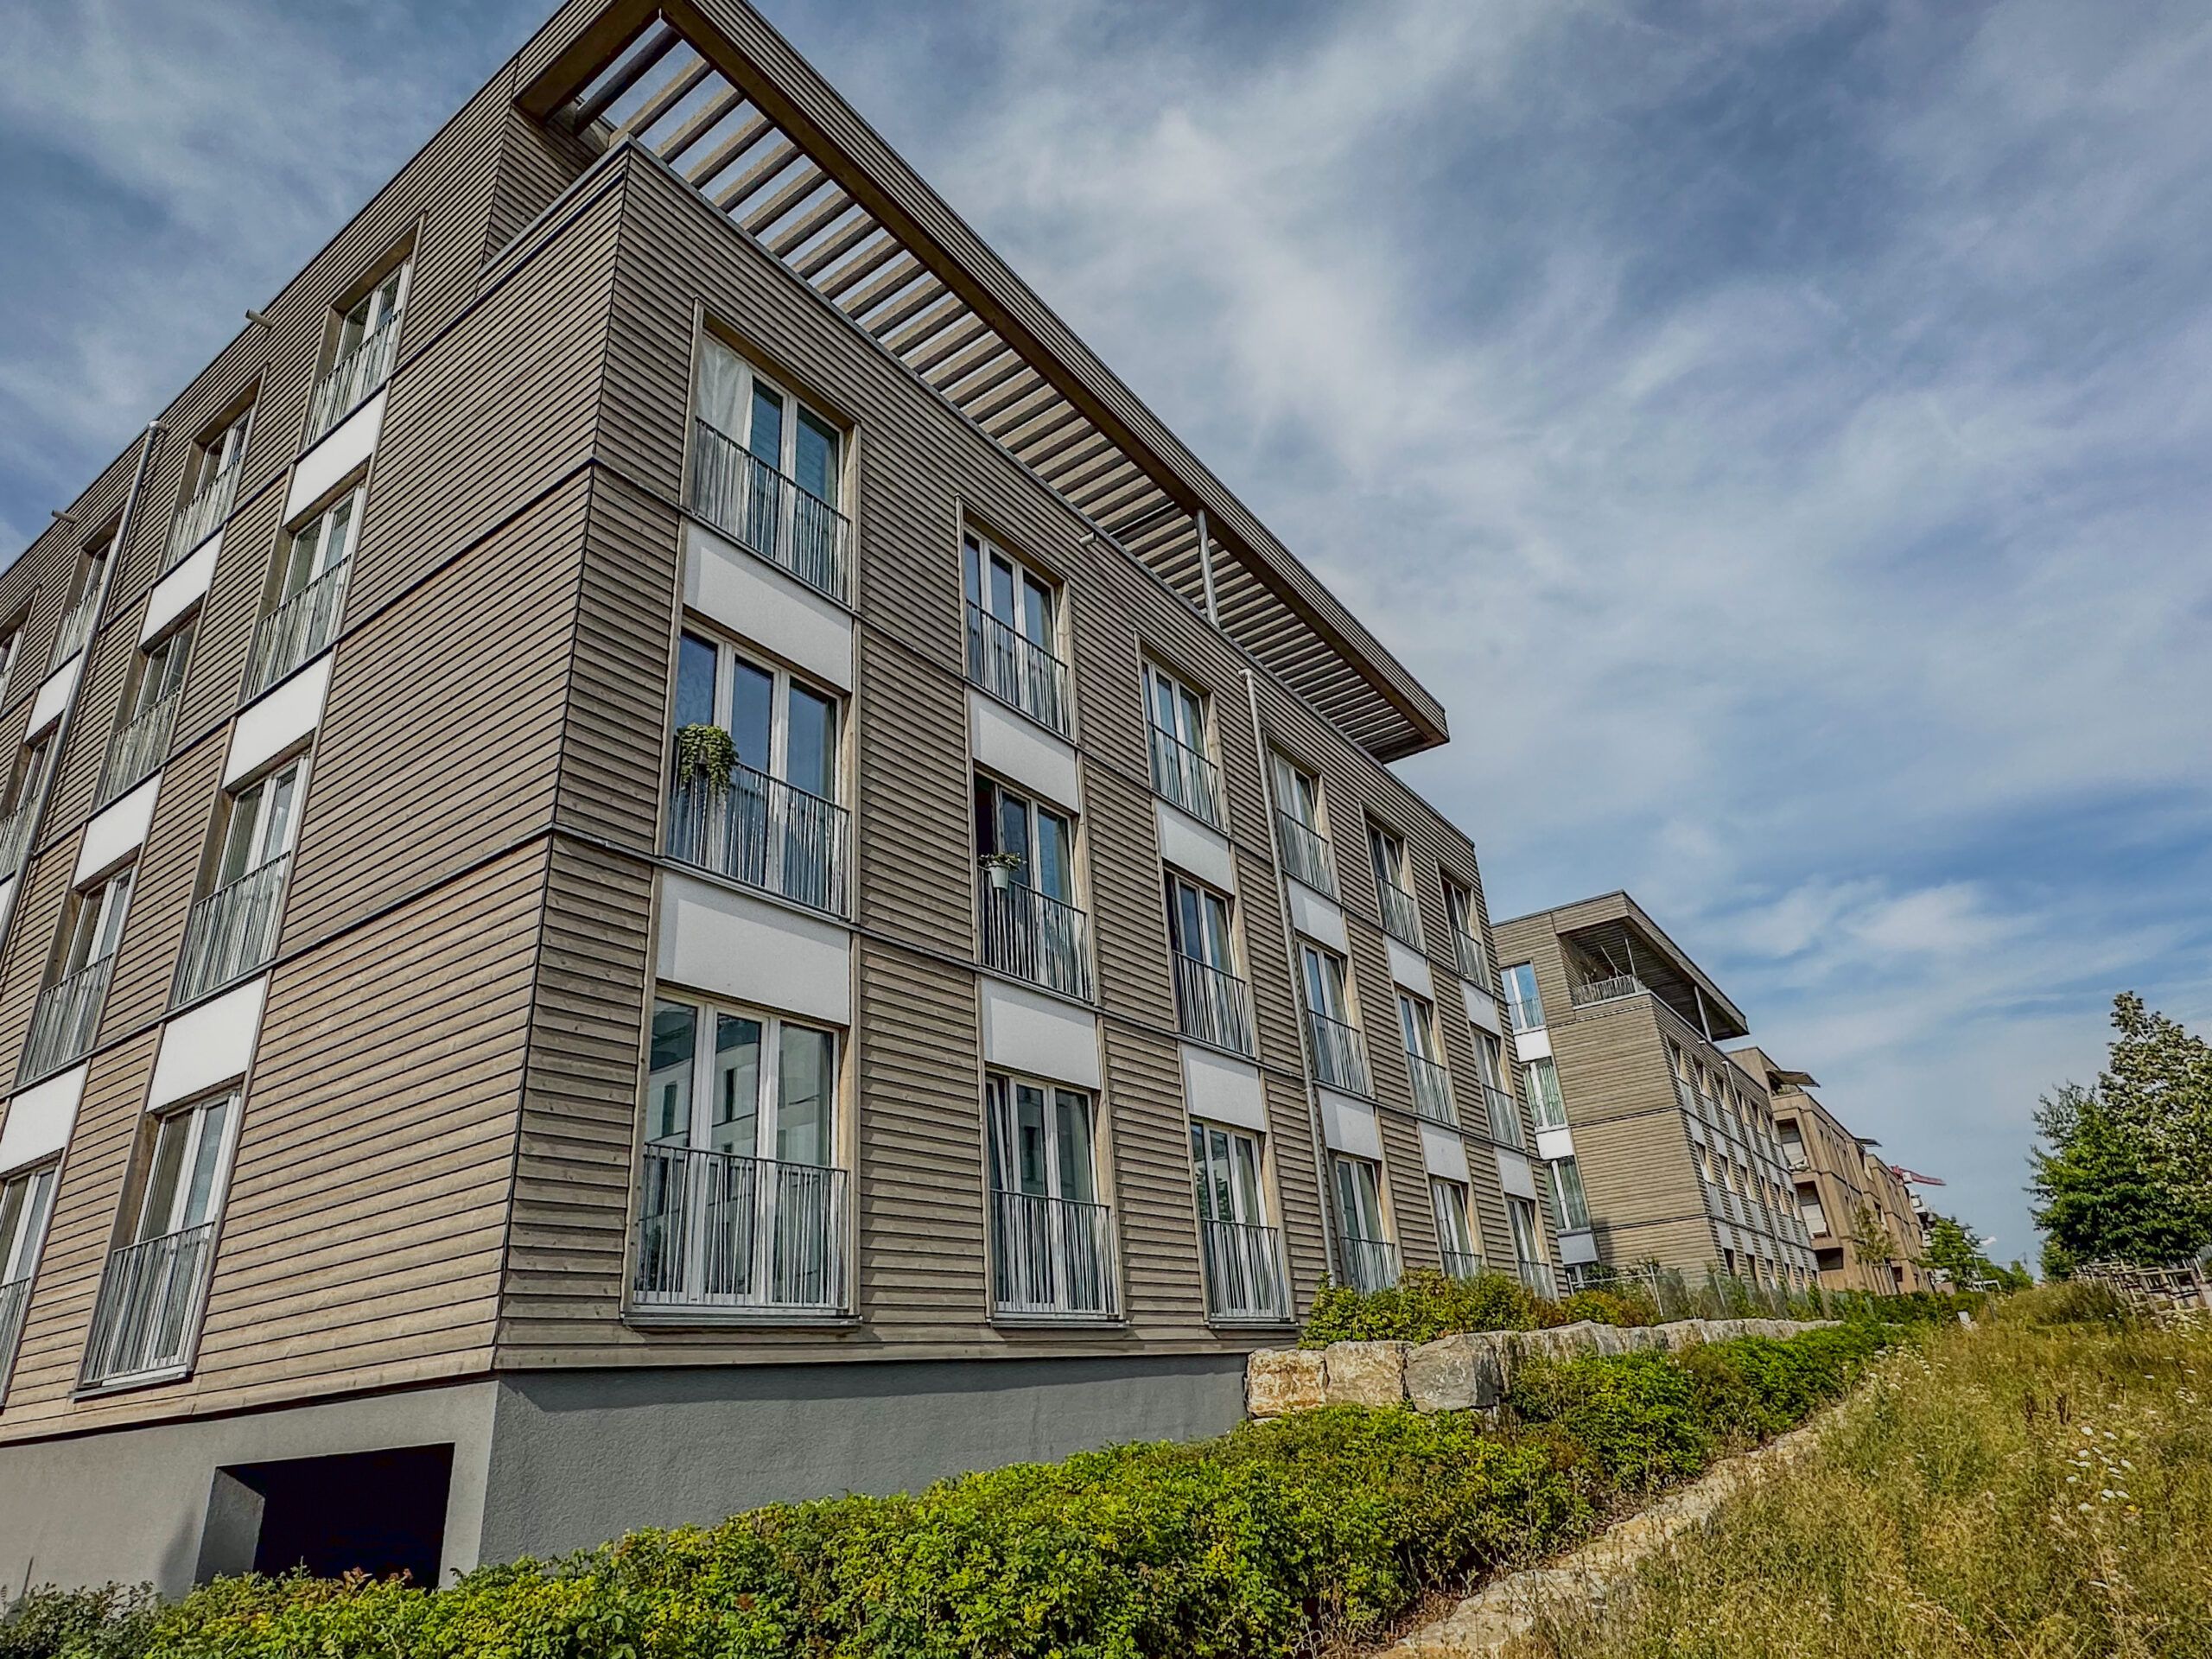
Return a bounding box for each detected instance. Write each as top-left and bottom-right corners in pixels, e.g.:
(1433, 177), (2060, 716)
(673, 722), (740, 792)
(978, 849), (1025, 891)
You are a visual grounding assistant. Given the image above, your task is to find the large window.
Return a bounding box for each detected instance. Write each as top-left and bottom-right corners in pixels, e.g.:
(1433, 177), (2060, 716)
(51, 536), (111, 663)
(1477, 1030), (1522, 1147)
(1367, 823), (1422, 948)
(1503, 962), (1544, 1033)
(251, 486), (359, 696)
(1269, 754), (1335, 894)
(22, 867), (131, 1082)
(1548, 1155), (1592, 1232)
(83, 1091), (236, 1387)
(987, 1073), (1115, 1317)
(1443, 878), (1486, 985)
(1507, 1195), (1551, 1294)
(309, 263), (410, 442)
(1331, 1154), (1396, 1291)
(102, 620), (194, 806)
(1300, 941), (1369, 1095)
(0, 1162), (57, 1392)
(1397, 991), (1455, 1125)
(963, 531), (1069, 734)
(690, 338), (848, 600)
(175, 758), (302, 1007)
(634, 995), (844, 1313)
(1191, 1121), (1287, 1321)
(168, 406), (252, 569)
(668, 629), (847, 915)
(1430, 1179), (1480, 1280)
(1166, 874), (1250, 1055)
(975, 776), (1089, 999)
(1523, 1055), (1567, 1130)
(0, 734), (52, 873)
(1142, 662), (1221, 827)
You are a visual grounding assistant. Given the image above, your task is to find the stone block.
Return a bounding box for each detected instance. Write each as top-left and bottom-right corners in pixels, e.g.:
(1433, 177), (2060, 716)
(1323, 1340), (1411, 1408)
(1245, 1348), (1326, 1417)
(1406, 1332), (1508, 1411)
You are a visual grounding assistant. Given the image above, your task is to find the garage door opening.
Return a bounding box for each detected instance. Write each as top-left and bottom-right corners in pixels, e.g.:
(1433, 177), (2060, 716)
(200, 1443), (454, 1586)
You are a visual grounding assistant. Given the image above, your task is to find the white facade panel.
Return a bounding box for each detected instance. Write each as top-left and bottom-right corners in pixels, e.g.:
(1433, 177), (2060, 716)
(657, 869), (852, 1027)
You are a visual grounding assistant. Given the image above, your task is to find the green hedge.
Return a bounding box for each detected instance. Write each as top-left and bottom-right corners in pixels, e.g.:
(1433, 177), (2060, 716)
(3, 1329), (1889, 1659)
(1300, 1268), (1567, 1345)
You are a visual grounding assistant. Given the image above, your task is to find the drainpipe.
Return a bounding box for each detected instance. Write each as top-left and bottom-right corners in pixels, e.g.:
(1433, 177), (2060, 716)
(1194, 510), (1222, 628)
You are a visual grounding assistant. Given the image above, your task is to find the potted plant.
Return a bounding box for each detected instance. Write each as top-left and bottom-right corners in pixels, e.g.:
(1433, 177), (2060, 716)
(673, 723), (740, 794)
(978, 850), (1024, 893)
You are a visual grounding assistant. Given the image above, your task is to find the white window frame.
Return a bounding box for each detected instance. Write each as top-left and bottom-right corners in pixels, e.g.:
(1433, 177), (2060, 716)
(1332, 1154), (1388, 1245)
(134, 1090), (241, 1246)
(1507, 1194), (1545, 1268)
(644, 992), (840, 1167)
(1548, 1155), (1591, 1232)
(702, 344), (842, 504)
(1523, 1054), (1567, 1130)
(1299, 940), (1354, 1026)
(1166, 873), (1236, 976)
(673, 628), (842, 802)
(214, 756), (307, 891)
(127, 620), (194, 721)
(333, 263), (410, 363)
(1190, 1120), (1267, 1230)
(1270, 754), (1326, 836)
(277, 486), (363, 604)
(1430, 1177), (1477, 1265)
(185, 408), (252, 501)
(0, 1163), (57, 1287)
(1503, 961), (1543, 1031)
(60, 867), (134, 979)
(963, 531), (1061, 658)
(975, 774), (1077, 906)
(1397, 990), (1443, 1064)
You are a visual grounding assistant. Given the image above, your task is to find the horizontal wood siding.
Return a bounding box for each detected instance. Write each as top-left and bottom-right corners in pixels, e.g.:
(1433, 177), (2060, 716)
(1103, 1022), (1207, 1332)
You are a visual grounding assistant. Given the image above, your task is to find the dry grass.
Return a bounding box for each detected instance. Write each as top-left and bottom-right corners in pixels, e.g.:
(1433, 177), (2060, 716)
(1522, 1298), (2212, 1659)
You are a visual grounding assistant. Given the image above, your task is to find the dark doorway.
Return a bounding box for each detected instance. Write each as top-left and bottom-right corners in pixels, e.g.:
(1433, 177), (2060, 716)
(205, 1443), (453, 1586)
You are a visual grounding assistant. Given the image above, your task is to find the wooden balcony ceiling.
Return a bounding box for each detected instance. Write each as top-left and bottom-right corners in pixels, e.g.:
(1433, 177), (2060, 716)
(518, 0), (1448, 760)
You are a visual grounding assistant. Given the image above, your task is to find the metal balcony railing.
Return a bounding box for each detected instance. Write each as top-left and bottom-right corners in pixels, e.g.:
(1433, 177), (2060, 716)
(1452, 928), (1488, 986)
(1555, 1185), (1592, 1234)
(667, 766), (849, 917)
(51, 588), (101, 666)
(1506, 994), (1545, 1034)
(1570, 972), (1646, 1008)
(979, 882), (1092, 1001)
(1440, 1248), (1485, 1282)
(1147, 724), (1223, 829)
(1305, 1010), (1370, 1096)
(1516, 1258), (1559, 1299)
(1375, 880), (1423, 950)
(632, 1145), (849, 1313)
(1485, 1084), (1525, 1149)
(80, 1220), (218, 1388)
(173, 855), (289, 1007)
(1198, 1218), (1291, 1324)
(991, 1189), (1117, 1318)
(1173, 955), (1254, 1057)
(1274, 810), (1336, 896)
(0, 1274), (29, 1397)
(1336, 1233), (1401, 1293)
(165, 463), (241, 573)
(1404, 1052), (1458, 1127)
(306, 313), (402, 446)
(0, 804), (34, 877)
(99, 691), (181, 807)
(20, 955), (114, 1083)
(688, 421), (851, 604)
(964, 604), (1070, 735)
(247, 563), (348, 697)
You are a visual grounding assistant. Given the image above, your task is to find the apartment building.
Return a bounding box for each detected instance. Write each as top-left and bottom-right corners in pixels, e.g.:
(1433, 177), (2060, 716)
(1738, 1050), (1929, 1294)
(0, 0), (1559, 1595)
(1491, 893), (1818, 1290)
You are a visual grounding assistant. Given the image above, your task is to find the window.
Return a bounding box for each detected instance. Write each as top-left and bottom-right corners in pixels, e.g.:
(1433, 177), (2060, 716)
(1166, 874), (1250, 1054)
(1142, 662), (1221, 827)
(1523, 1055), (1567, 1130)
(81, 1091), (237, 1387)
(0, 1161), (57, 1387)
(668, 629), (846, 914)
(310, 264), (410, 442)
(1367, 823), (1421, 948)
(988, 1072), (1114, 1317)
(186, 410), (252, 505)
(1503, 962), (1544, 1033)
(1268, 753), (1335, 893)
(175, 759), (302, 1006)
(690, 338), (848, 599)
(0, 734), (52, 870)
(1443, 878), (1485, 984)
(1397, 991), (1454, 1125)
(102, 621), (194, 805)
(168, 407), (252, 569)
(1477, 1031), (1522, 1147)
(0, 620), (17, 705)
(975, 776), (1089, 998)
(1507, 1195), (1547, 1281)
(1548, 1156), (1591, 1231)
(52, 535), (112, 663)
(1299, 941), (1368, 1095)
(633, 994), (844, 1313)
(1331, 1154), (1396, 1291)
(1191, 1121), (1287, 1321)
(1430, 1179), (1479, 1279)
(251, 486), (360, 696)
(963, 531), (1068, 734)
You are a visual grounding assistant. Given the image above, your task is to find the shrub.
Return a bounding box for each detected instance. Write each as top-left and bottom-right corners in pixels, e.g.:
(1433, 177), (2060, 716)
(0, 1586), (158, 1659)
(1300, 1268), (1555, 1346)
(1558, 1287), (1658, 1327)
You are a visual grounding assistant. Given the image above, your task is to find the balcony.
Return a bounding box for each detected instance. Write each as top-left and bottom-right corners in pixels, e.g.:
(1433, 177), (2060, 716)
(246, 564), (348, 696)
(991, 1189), (1117, 1318)
(173, 855), (290, 1007)
(1484, 1084), (1525, 1149)
(1440, 1247), (1485, 1282)
(0, 1272), (29, 1395)
(1516, 1258), (1559, 1299)
(1173, 955), (1254, 1057)
(1404, 1052), (1457, 1127)
(1147, 724), (1223, 829)
(1375, 880), (1422, 950)
(20, 954), (114, 1083)
(1569, 972), (1646, 1009)
(307, 312), (402, 446)
(1305, 1010), (1370, 1096)
(1335, 1232), (1401, 1293)
(632, 1145), (849, 1315)
(979, 882), (1093, 1001)
(964, 604), (1071, 736)
(1452, 928), (1488, 986)
(51, 587), (101, 666)
(164, 463), (241, 574)
(1198, 1218), (1292, 1324)
(1274, 810), (1336, 896)
(1505, 995), (1545, 1034)
(687, 419), (851, 605)
(79, 1221), (218, 1389)
(0, 804), (34, 877)
(99, 691), (181, 808)
(667, 766), (849, 918)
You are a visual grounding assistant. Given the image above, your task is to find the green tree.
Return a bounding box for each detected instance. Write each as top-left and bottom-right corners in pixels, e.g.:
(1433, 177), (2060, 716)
(2097, 993), (2212, 1209)
(1846, 1200), (1897, 1268)
(1920, 1212), (1999, 1288)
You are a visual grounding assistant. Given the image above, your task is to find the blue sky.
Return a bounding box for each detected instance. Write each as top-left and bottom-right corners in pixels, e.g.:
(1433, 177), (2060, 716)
(5, 0), (2209, 1267)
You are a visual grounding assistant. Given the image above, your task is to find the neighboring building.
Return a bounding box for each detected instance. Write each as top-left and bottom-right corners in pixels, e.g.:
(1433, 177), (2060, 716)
(1736, 1049), (1929, 1295)
(0, 0), (1556, 1594)
(1491, 893), (1817, 1291)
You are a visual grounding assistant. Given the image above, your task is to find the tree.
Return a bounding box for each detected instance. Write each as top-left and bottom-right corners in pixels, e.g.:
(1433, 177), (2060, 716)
(2028, 996), (2212, 1269)
(1921, 1211), (2003, 1288)
(1847, 1200), (1897, 1268)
